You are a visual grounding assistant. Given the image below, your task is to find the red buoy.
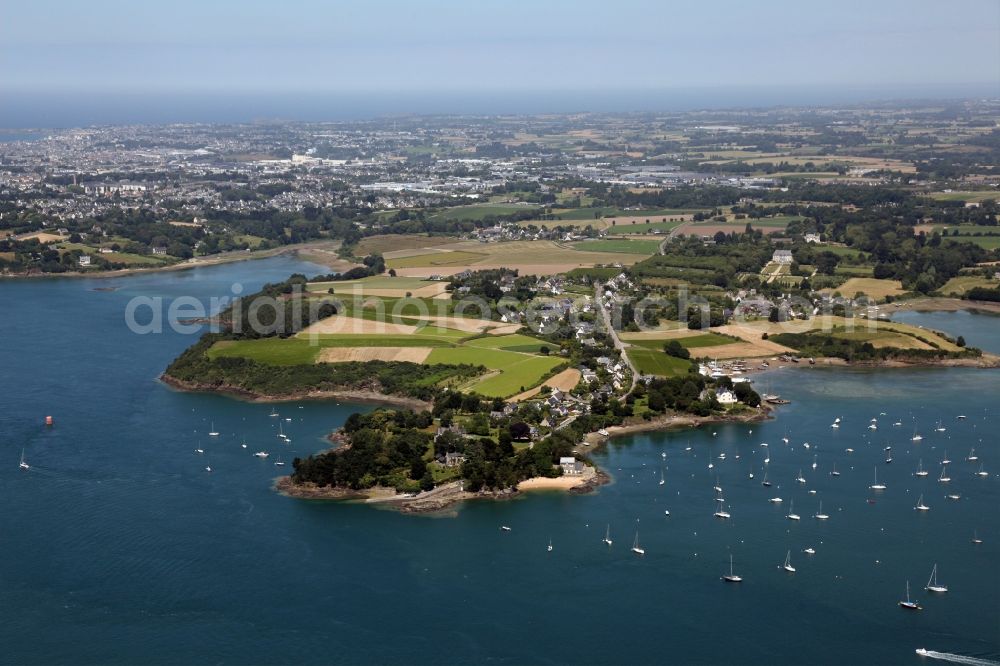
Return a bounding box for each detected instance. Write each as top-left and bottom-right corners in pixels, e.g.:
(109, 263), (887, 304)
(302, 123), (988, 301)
(45, 415), (53, 426)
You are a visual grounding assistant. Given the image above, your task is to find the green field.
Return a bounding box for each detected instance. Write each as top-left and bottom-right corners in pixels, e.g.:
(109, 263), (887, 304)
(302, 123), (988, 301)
(612, 220), (688, 234)
(551, 207), (705, 220)
(465, 333), (551, 352)
(938, 275), (998, 296)
(429, 204), (540, 223)
(568, 239), (661, 255)
(927, 191), (999, 203)
(626, 332), (732, 350)
(627, 349), (692, 377)
(386, 251), (486, 269)
(208, 326), (562, 397)
(426, 347), (564, 397)
(309, 276), (437, 291)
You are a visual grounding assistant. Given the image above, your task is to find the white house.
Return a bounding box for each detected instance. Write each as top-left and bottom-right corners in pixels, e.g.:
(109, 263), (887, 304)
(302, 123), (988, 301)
(559, 456), (584, 476)
(78, 255), (92, 267)
(804, 233), (821, 244)
(772, 250), (793, 264)
(715, 390), (738, 405)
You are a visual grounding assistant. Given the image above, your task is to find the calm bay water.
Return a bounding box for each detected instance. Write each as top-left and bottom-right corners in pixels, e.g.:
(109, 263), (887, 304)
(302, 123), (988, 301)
(1, 259), (998, 665)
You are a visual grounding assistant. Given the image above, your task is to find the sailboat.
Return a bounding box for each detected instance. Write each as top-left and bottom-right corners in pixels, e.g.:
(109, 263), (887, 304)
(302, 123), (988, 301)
(935, 421), (946, 432)
(899, 580), (922, 610)
(769, 497), (783, 503)
(812, 455), (817, 470)
(786, 499), (800, 521)
(205, 465), (212, 473)
(18, 448), (29, 471)
(915, 459), (928, 477)
(782, 550), (796, 573)
(713, 476), (723, 493)
(911, 429), (923, 442)
(659, 467), (665, 486)
(208, 422), (219, 437)
(914, 494), (929, 511)
(761, 471), (772, 487)
(547, 539), (553, 553)
(254, 451), (269, 459)
(603, 524), (613, 546)
(938, 466), (951, 483)
(830, 463), (840, 477)
(714, 501), (731, 519)
(814, 501), (829, 520)
(972, 530), (983, 545)
(976, 463), (988, 478)
(722, 554), (742, 583)
(870, 467), (886, 490)
(941, 451), (952, 465)
(274, 456), (285, 467)
(631, 530), (645, 556)
(269, 408), (279, 417)
(924, 564), (947, 593)
(796, 469), (806, 484)
(967, 448), (978, 462)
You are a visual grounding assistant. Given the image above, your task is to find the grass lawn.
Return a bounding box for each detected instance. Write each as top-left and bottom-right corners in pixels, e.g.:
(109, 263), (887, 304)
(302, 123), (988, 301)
(209, 338), (321, 365)
(568, 239), (661, 255)
(927, 191), (999, 203)
(627, 349), (692, 377)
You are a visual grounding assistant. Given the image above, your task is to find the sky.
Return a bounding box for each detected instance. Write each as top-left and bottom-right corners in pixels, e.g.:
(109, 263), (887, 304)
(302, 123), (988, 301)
(1, 0), (998, 124)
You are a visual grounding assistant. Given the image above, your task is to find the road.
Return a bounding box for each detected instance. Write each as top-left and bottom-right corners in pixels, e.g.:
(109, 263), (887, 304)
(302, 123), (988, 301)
(594, 282), (639, 394)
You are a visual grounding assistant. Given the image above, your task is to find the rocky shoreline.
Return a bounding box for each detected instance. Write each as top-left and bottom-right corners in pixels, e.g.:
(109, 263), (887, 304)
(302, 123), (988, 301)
(159, 373), (433, 411)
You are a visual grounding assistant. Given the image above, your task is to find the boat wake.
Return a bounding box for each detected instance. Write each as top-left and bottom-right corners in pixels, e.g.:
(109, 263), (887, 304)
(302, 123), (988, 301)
(917, 650), (1000, 666)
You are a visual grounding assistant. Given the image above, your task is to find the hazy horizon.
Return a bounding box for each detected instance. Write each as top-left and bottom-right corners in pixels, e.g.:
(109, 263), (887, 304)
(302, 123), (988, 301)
(2, 0), (998, 128)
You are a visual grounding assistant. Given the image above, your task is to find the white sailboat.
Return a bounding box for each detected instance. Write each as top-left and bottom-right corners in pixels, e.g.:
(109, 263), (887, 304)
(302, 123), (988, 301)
(603, 524), (613, 546)
(803, 547), (816, 555)
(659, 467), (665, 486)
(924, 564), (947, 593)
(782, 550), (796, 573)
(761, 470), (772, 487)
(254, 451), (269, 459)
(870, 466), (886, 490)
(274, 456), (285, 467)
(935, 421), (946, 432)
(722, 554), (742, 583)
(914, 494), (930, 511)
(796, 469), (806, 484)
(972, 530), (983, 545)
(786, 499), (800, 521)
(938, 466), (951, 483)
(915, 459), (928, 477)
(769, 497), (783, 503)
(967, 448), (978, 462)
(269, 408), (279, 417)
(976, 463), (988, 478)
(814, 501), (829, 520)
(941, 451), (952, 465)
(812, 455), (818, 470)
(714, 501), (731, 519)
(208, 422), (219, 437)
(911, 429), (923, 442)
(830, 463), (840, 477)
(18, 448), (29, 471)
(631, 530), (645, 556)
(547, 539), (553, 553)
(899, 580), (922, 610)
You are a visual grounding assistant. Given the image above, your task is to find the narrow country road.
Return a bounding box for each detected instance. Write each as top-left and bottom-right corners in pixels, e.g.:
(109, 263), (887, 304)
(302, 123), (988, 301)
(594, 282), (639, 394)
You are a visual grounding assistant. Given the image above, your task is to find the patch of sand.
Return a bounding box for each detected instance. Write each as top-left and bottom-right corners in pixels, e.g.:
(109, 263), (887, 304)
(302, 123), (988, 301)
(509, 368), (582, 402)
(517, 472), (591, 491)
(317, 347), (433, 363)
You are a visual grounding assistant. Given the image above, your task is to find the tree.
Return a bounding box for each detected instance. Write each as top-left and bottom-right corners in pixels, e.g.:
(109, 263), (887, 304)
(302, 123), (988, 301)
(663, 339), (690, 359)
(420, 470), (435, 492)
(956, 335), (966, 347)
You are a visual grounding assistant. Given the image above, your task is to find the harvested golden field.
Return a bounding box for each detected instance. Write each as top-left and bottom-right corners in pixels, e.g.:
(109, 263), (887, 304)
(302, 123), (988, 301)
(300, 316), (421, 337)
(317, 347), (433, 363)
(820, 277), (906, 301)
(356, 234), (463, 255)
(387, 240), (643, 276)
(688, 340), (797, 359)
(508, 368), (582, 402)
(619, 329), (701, 342)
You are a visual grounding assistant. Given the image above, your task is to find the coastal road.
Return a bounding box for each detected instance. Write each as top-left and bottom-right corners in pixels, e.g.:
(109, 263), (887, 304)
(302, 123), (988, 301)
(594, 282), (639, 395)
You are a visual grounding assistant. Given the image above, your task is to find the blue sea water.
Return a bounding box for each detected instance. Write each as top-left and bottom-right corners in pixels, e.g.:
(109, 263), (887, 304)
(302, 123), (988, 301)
(0, 258), (998, 665)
